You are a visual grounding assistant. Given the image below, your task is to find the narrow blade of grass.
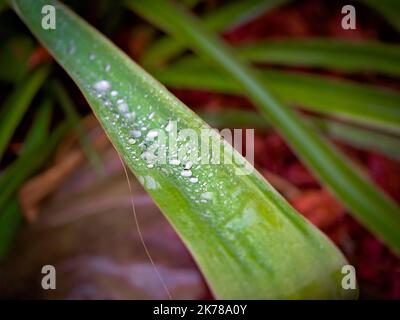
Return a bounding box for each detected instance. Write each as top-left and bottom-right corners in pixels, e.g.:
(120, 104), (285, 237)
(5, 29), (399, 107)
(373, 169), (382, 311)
(154, 59), (400, 133)
(22, 98), (52, 151)
(128, 0), (400, 255)
(236, 39), (400, 77)
(0, 121), (69, 212)
(312, 118), (400, 160)
(200, 109), (400, 160)
(0, 67), (49, 162)
(141, 0), (290, 67)
(0, 100), (53, 259)
(12, 0), (356, 299)
(0, 198), (21, 259)
(0, 99), (54, 203)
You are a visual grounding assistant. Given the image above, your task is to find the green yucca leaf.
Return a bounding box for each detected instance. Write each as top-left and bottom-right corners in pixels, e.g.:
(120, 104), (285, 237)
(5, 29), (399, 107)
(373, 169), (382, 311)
(12, 0), (357, 299)
(141, 0), (290, 68)
(236, 39), (400, 77)
(155, 58), (400, 133)
(128, 0), (400, 256)
(0, 67), (49, 162)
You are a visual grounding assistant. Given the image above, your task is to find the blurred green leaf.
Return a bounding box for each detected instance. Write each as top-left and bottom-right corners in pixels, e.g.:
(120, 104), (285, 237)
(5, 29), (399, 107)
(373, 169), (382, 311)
(155, 59), (400, 133)
(0, 198), (21, 259)
(236, 39), (400, 77)
(22, 98), (52, 151)
(0, 0), (8, 13)
(0, 100), (52, 259)
(358, 0), (400, 32)
(140, 0), (290, 67)
(312, 118), (400, 160)
(0, 36), (34, 83)
(199, 108), (268, 130)
(0, 121), (68, 213)
(0, 67), (49, 162)
(200, 109), (400, 160)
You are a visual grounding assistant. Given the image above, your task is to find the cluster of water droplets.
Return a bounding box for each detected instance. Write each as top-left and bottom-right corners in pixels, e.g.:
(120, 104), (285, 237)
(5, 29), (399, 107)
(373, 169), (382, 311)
(83, 47), (255, 217)
(89, 60), (215, 197)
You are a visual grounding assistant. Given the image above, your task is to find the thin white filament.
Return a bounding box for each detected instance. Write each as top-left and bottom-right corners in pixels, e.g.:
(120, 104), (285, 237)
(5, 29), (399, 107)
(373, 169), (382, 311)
(117, 153), (172, 299)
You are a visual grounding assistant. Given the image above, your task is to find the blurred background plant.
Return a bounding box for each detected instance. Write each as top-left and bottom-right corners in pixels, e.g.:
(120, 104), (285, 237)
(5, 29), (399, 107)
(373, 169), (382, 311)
(0, 0), (399, 299)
